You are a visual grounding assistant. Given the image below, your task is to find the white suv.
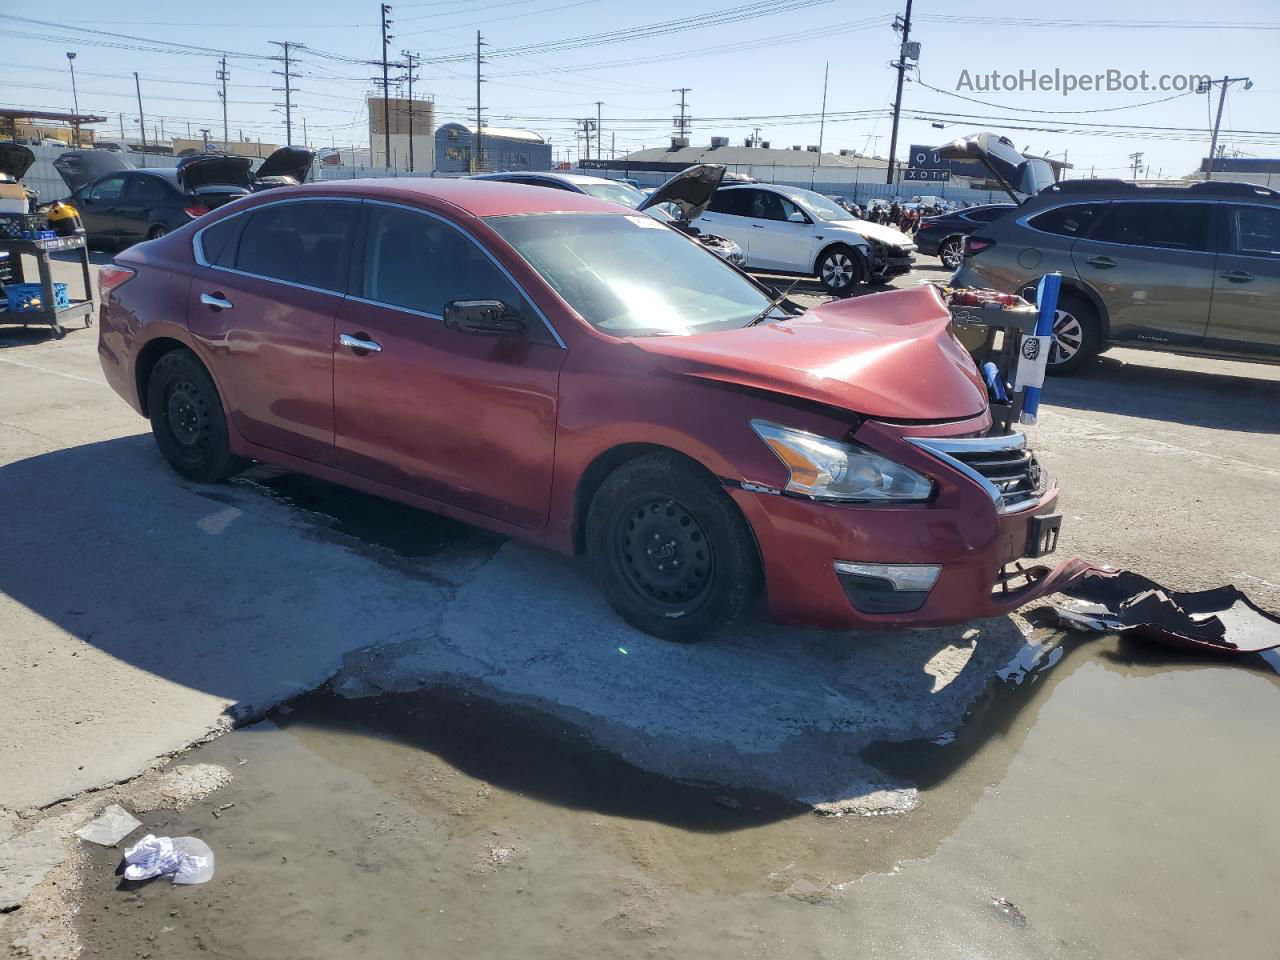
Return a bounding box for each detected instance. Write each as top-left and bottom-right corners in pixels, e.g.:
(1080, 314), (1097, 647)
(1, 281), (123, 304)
(696, 184), (916, 295)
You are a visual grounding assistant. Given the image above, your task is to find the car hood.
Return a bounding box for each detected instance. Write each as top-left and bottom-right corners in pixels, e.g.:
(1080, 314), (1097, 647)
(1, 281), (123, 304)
(931, 133), (1055, 201)
(834, 218), (914, 247)
(53, 150), (134, 192)
(254, 145), (314, 183)
(638, 163), (725, 222)
(629, 285), (987, 421)
(0, 143), (35, 181)
(177, 154), (254, 191)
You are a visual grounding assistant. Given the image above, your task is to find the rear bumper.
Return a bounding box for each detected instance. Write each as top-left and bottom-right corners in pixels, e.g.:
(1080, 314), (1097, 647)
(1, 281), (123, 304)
(729, 421), (1084, 630)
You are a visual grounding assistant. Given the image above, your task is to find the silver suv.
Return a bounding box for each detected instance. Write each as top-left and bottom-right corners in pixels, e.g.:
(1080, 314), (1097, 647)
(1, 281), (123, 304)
(952, 179), (1280, 373)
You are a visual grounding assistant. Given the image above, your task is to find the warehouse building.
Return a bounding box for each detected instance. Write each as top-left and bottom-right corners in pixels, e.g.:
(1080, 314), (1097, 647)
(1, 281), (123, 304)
(434, 123), (551, 173)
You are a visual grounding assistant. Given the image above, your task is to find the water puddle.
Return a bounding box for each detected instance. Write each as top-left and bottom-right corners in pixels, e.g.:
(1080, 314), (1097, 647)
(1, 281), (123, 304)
(75, 635), (1280, 959)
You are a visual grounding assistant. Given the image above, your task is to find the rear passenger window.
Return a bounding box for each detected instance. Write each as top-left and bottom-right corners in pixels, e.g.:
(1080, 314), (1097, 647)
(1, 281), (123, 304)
(235, 201), (356, 292)
(1226, 206), (1280, 259)
(966, 206), (1012, 223)
(1090, 202), (1210, 252)
(707, 190), (752, 217)
(198, 216), (241, 267)
(361, 205), (527, 318)
(128, 176), (171, 203)
(1028, 203), (1103, 238)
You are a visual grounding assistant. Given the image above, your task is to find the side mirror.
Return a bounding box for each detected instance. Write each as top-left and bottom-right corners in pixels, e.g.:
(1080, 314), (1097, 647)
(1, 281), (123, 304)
(787, 210), (807, 224)
(443, 299), (527, 337)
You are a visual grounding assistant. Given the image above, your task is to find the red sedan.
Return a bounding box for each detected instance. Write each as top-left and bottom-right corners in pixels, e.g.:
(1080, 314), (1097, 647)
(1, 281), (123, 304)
(97, 178), (1079, 641)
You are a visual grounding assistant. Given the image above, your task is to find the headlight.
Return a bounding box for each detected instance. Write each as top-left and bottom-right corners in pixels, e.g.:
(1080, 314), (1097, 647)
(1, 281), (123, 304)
(750, 420), (933, 502)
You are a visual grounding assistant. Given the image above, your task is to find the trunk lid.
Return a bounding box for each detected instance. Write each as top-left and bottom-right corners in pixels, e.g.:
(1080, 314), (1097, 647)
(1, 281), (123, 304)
(931, 133), (1056, 202)
(0, 143), (35, 182)
(629, 285), (987, 421)
(253, 145), (315, 185)
(53, 149), (133, 193)
(637, 163), (725, 223)
(176, 154), (254, 191)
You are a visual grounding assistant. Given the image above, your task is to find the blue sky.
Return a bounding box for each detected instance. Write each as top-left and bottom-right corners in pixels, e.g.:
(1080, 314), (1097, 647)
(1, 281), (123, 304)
(3, 0), (1276, 177)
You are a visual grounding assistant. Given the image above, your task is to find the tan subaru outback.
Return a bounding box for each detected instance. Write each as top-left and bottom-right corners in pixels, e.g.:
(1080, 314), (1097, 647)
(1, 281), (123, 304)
(952, 178), (1280, 374)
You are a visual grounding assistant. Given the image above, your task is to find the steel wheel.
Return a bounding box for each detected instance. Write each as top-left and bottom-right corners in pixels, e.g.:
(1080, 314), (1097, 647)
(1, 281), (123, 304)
(1048, 309), (1084, 366)
(164, 377), (212, 464)
(939, 237), (964, 270)
(614, 496), (714, 611)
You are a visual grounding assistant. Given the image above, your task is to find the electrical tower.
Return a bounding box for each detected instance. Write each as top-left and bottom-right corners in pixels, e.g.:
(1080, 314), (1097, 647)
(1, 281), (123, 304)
(672, 88), (691, 141)
(269, 41), (296, 146)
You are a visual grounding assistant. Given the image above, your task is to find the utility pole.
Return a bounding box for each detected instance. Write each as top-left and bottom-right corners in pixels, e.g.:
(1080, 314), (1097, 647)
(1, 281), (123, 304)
(302, 116), (308, 148)
(817, 61), (829, 166)
(216, 56), (230, 150)
(119, 112), (125, 142)
(580, 118), (593, 162)
(672, 87), (691, 140)
(380, 5), (393, 167)
(595, 100), (603, 162)
(1199, 75), (1252, 180)
(66, 52), (79, 146)
(475, 31), (486, 172)
(751, 126), (762, 147)
(1128, 151), (1144, 178)
(402, 50), (419, 172)
(270, 41), (296, 146)
(885, 0), (914, 184)
(611, 131), (615, 160)
(133, 71), (147, 167)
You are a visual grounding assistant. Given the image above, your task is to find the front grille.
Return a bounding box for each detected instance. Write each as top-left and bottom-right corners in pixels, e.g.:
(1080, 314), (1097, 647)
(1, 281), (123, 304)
(906, 433), (1047, 513)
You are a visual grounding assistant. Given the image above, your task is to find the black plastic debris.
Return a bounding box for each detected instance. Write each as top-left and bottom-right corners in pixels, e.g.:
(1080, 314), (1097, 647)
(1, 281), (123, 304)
(1055, 570), (1280, 655)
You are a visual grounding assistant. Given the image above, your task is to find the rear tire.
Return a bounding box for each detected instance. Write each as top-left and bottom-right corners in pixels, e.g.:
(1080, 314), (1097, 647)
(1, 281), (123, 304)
(586, 453), (761, 643)
(146, 349), (243, 482)
(939, 236), (964, 270)
(147, 225), (169, 240)
(1045, 293), (1101, 376)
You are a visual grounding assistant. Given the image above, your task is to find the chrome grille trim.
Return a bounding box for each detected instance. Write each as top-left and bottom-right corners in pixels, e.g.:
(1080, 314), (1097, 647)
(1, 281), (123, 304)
(905, 432), (1046, 514)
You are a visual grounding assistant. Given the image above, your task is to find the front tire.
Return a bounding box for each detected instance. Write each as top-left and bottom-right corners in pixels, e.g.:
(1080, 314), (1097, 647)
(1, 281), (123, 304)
(817, 246), (863, 296)
(586, 454), (761, 642)
(146, 349), (243, 482)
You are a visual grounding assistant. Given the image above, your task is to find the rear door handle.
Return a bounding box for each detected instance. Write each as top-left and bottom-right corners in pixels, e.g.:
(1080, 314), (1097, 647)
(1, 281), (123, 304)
(339, 333), (382, 353)
(200, 292), (233, 310)
(1085, 256), (1116, 269)
(1219, 270), (1255, 283)
(751, 224), (764, 229)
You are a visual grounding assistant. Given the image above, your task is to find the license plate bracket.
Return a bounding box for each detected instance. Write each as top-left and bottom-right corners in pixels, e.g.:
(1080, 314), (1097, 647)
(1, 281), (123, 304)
(1026, 512), (1061, 559)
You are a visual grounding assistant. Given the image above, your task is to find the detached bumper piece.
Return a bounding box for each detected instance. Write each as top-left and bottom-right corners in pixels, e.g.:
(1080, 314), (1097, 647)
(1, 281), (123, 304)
(1054, 570), (1280, 656)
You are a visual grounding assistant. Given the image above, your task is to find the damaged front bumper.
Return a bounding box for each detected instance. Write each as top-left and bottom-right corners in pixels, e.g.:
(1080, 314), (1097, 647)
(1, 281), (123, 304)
(728, 421), (1097, 630)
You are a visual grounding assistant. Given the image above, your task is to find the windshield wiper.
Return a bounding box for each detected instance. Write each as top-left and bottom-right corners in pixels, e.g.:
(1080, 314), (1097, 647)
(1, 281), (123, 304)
(744, 278), (802, 327)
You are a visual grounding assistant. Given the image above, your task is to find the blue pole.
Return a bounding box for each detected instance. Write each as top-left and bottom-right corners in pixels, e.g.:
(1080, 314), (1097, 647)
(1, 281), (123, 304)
(1017, 272), (1061, 426)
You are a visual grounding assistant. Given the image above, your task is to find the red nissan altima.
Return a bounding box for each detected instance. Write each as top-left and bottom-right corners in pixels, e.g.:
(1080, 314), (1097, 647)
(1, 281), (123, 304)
(97, 178), (1082, 641)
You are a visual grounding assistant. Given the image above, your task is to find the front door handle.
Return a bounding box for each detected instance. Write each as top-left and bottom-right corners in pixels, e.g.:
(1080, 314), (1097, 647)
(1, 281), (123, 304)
(200, 292), (233, 310)
(751, 223), (764, 229)
(339, 332), (382, 353)
(1085, 256), (1116, 269)
(1220, 270), (1255, 283)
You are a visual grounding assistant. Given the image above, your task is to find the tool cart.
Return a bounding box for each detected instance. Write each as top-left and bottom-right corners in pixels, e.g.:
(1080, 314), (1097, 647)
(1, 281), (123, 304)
(0, 230), (94, 340)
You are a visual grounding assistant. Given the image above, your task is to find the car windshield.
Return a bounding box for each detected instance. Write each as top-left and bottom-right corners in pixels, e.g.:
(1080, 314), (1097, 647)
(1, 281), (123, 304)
(777, 186), (857, 222)
(579, 181), (646, 209)
(488, 212), (771, 337)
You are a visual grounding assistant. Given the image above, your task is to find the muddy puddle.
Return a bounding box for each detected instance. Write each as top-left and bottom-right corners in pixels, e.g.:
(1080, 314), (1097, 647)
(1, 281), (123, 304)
(75, 633), (1280, 959)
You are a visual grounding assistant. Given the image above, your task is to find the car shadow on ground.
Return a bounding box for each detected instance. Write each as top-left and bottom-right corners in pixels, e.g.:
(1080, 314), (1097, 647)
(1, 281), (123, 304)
(1046, 354), (1280, 434)
(1, 435), (1052, 818)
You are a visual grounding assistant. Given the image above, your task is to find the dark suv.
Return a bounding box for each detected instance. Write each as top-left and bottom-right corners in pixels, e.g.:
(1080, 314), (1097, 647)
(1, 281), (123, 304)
(953, 179), (1280, 373)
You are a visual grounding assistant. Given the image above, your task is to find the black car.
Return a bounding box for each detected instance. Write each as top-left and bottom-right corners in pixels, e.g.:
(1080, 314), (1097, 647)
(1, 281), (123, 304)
(913, 203), (1016, 269)
(54, 147), (314, 249)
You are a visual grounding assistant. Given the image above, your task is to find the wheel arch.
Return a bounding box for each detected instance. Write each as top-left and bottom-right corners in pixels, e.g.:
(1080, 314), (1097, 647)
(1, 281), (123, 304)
(812, 240), (868, 281)
(134, 336), (194, 417)
(1020, 276), (1111, 340)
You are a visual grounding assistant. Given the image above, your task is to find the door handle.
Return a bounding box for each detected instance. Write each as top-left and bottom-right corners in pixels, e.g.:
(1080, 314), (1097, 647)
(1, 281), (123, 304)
(200, 292), (233, 311)
(1085, 256), (1116, 269)
(339, 332), (382, 353)
(751, 224), (764, 229)
(1219, 270), (1255, 283)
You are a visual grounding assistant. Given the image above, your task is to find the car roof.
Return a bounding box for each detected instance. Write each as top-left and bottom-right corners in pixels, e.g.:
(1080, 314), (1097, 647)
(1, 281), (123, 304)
(241, 177), (626, 217)
(484, 171), (624, 188)
(129, 169), (180, 183)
